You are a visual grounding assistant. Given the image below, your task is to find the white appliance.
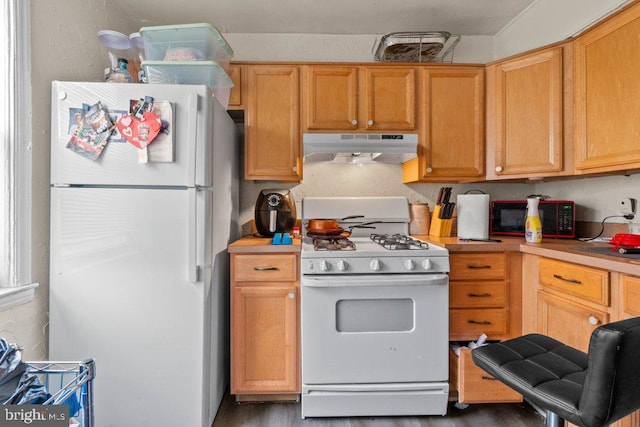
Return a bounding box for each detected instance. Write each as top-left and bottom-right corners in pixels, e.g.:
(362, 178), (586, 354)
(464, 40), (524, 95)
(49, 81), (239, 427)
(456, 193), (490, 239)
(300, 197), (450, 419)
(303, 133), (418, 163)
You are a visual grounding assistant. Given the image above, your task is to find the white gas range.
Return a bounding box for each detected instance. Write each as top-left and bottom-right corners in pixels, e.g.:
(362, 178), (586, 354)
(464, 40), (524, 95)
(300, 197), (450, 419)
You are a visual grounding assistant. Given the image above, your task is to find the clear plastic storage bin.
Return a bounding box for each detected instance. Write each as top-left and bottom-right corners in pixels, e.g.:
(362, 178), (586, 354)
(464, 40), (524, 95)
(140, 23), (234, 70)
(142, 60), (234, 108)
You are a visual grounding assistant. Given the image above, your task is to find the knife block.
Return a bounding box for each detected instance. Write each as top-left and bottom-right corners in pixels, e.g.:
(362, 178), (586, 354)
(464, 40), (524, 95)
(429, 205), (453, 237)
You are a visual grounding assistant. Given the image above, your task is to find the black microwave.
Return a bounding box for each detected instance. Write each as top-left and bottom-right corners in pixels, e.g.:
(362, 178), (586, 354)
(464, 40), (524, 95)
(490, 200), (575, 239)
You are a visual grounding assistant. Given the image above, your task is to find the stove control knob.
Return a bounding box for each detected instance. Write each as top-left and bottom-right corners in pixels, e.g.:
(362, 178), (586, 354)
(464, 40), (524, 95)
(422, 259), (433, 270)
(319, 260), (330, 272)
(307, 261), (314, 271)
(370, 259), (381, 271)
(403, 259), (415, 270)
(337, 260), (348, 271)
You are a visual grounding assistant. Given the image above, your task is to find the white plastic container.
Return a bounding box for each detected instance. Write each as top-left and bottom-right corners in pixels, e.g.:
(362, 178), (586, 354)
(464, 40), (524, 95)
(141, 60), (234, 108)
(140, 23), (234, 70)
(97, 30), (133, 78)
(525, 198), (543, 243)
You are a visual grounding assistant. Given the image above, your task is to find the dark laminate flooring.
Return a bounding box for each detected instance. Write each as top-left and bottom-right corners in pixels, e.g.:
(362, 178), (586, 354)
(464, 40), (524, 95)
(213, 393), (544, 427)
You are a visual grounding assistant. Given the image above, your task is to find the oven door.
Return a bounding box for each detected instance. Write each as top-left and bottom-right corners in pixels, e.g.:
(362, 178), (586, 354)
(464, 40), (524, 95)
(301, 273), (449, 385)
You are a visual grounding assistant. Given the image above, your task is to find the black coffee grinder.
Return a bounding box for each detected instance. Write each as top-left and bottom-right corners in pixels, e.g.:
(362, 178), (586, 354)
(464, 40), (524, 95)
(254, 189), (297, 237)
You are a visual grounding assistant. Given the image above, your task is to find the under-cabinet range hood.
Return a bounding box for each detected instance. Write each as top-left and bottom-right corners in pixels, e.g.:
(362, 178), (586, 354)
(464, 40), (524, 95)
(303, 133), (418, 164)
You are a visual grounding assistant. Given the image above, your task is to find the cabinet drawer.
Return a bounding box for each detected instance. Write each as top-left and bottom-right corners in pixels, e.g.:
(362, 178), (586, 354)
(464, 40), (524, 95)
(233, 254), (298, 282)
(450, 309), (508, 337)
(449, 348), (522, 404)
(623, 275), (640, 316)
(450, 281), (507, 308)
(449, 253), (507, 281)
(538, 258), (609, 305)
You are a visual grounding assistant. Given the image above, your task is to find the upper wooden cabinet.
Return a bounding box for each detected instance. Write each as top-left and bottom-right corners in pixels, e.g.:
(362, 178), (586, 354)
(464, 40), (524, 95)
(403, 66), (485, 182)
(574, 2), (640, 174)
(227, 64), (243, 109)
(302, 65), (416, 132)
(245, 65), (301, 181)
(485, 43), (573, 180)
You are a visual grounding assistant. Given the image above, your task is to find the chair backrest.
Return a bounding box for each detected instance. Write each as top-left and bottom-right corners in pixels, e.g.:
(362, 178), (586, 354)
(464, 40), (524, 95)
(579, 317), (640, 427)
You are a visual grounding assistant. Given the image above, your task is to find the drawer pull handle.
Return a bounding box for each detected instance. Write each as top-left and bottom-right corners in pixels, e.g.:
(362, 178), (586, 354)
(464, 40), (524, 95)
(482, 376), (499, 381)
(553, 274), (582, 285)
(468, 293), (492, 298)
(467, 265), (491, 269)
(468, 320), (492, 325)
(253, 267), (279, 271)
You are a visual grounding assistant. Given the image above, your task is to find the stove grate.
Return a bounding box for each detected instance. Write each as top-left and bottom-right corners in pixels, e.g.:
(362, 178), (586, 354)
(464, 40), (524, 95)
(370, 233), (430, 250)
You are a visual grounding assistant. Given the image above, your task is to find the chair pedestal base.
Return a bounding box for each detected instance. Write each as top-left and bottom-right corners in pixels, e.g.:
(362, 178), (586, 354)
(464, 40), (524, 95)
(546, 411), (564, 427)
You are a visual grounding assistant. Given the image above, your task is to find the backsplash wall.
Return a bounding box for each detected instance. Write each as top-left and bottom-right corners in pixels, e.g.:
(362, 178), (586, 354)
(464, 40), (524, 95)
(239, 162), (534, 230)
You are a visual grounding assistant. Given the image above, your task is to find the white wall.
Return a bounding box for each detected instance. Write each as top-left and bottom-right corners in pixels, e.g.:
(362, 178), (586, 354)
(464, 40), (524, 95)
(225, 33), (493, 63)
(493, 0), (631, 59)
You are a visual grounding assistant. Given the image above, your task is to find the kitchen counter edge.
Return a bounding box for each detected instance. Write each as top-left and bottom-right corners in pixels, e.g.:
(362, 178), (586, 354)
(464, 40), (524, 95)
(414, 235), (640, 276)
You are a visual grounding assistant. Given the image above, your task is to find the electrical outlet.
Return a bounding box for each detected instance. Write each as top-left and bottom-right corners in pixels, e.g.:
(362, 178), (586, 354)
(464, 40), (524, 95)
(619, 198), (637, 218)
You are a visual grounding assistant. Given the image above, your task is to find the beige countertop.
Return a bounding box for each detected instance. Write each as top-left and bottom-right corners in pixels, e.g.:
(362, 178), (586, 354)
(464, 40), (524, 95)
(414, 235), (640, 276)
(228, 235), (301, 253)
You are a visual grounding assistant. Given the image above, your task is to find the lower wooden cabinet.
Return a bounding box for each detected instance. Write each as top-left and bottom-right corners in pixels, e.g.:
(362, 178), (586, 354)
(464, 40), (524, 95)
(449, 252), (521, 341)
(230, 252), (300, 399)
(449, 348), (522, 404)
(537, 291), (609, 352)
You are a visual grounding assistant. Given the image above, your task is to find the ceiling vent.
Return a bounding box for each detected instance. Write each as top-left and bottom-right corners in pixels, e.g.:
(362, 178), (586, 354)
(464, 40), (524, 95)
(373, 32), (461, 63)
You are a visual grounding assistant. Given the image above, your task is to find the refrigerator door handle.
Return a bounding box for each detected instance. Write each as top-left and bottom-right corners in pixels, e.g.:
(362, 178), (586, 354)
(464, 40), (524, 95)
(188, 93), (199, 185)
(188, 187), (199, 283)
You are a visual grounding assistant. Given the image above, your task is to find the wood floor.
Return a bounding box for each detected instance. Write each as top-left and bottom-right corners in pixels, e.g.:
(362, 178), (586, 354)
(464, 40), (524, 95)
(213, 393), (545, 427)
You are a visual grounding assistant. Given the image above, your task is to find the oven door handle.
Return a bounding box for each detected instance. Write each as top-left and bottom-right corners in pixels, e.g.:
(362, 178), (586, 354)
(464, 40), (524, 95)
(302, 274), (448, 288)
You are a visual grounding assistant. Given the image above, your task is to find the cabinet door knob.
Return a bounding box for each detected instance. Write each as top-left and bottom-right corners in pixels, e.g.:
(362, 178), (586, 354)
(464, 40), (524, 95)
(426, 167), (433, 173)
(292, 166), (298, 173)
(351, 119), (358, 126)
(588, 316), (600, 325)
(495, 166), (503, 173)
(287, 293), (295, 299)
(367, 120), (374, 126)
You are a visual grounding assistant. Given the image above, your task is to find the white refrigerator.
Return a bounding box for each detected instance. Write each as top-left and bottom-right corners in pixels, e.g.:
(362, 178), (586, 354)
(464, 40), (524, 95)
(49, 81), (239, 427)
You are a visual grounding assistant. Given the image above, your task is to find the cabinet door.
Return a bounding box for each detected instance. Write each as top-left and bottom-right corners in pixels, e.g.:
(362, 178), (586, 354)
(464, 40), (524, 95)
(303, 65), (358, 130)
(363, 66), (416, 130)
(227, 64), (243, 109)
(486, 46), (564, 178)
(537, 291), (608, 352)
(231, 285), (298, 394)
(404, 67), (484, 182)
(245, 65), (301, 181)
(622, 274), (640, 317)
(574, 3), (640, 173)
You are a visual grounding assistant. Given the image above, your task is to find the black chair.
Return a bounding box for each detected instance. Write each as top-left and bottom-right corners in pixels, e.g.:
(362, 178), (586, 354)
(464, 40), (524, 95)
(471, 317), (640, 427)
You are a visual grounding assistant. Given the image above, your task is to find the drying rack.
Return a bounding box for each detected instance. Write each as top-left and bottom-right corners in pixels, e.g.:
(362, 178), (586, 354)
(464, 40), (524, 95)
(24, 359), (95, 427)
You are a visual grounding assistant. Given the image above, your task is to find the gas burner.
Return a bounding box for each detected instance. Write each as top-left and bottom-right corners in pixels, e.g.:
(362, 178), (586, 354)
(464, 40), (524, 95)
(313, 237), (357, 251)
(370, 233), (429, 250)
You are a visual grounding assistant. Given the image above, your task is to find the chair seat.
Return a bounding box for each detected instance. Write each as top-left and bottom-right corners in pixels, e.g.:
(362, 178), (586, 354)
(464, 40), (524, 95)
(472, 334), (589, 425)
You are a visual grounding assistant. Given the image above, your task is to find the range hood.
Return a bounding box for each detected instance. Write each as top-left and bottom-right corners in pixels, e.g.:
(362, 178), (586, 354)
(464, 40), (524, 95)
(303, 133), (418, 164)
